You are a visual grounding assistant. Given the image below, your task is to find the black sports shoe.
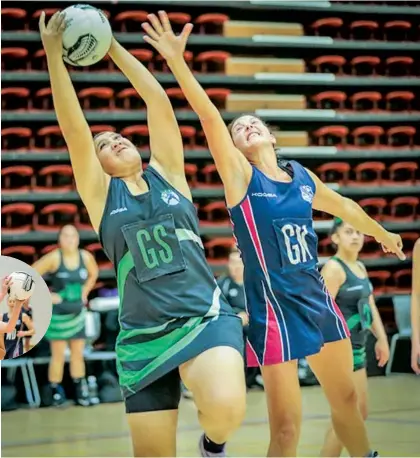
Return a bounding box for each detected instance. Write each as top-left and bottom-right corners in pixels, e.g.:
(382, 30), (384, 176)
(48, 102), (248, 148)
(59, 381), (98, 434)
(51, 384), (67, 407)
(74, 378), (91, 407)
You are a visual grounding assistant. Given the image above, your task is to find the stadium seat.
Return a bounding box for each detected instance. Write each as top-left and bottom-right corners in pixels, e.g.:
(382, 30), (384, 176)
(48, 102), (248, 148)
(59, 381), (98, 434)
(40, 244), (59, 255)
(33, 165), (75, 193)
(129, 49), (154, 70)
(393, 269), (412, 294)
(358, 198), (387, 221)
(32, 49), (47, 71)
(206, 88), (231, 109)
(78, 87), (115, 110)
(351, 162), (386, 186)
(385, 56), (413, 76)
(387, 126), (416, 148)
(1, 203), (35, 234)
(116, 88), (145, 110)
(368, 270), (392, 294)
(196, 51), (231, 73)
(311, 55), (346, 74)
(167, 12), (192, 33)
(318, 237), (335, 257)
(387, 196), (419, 221)
(352, 126), (384, 148)
(179, 126), (199, 149)
(157, 51), (193, 72)
(312, 91), (347, 110)
(199, 164), (223, 188)
(36, 126), (66, 151)
(2, 166), (34, 193)
(1, 246), (36, 265)
(33, 88), (53, 110)
(200, 201), (230, 226)
(316, 162), (350, 185)
(76, 207), (94, 231)
(33, 204), (79, 231)
(184, 164), (198, 187)
(1, 127), (33, 151)
(388, 162), (418, 185)
(1, 48), (28, 70)
(359, 236), (384, 259)
(349, 20), (379, 40)
(351, 56), (381, 76)
(114, 11), (149, 32)
(311, 17), (343, 38)
(1, 87), (30, 111)
(195, 13), (229, 34)
(205, 238), (236, 264)
(399, 233), (420, 256)
(384, 20), (411, 41)
(166, 88), (189, 109)
(1, 8), (27, 31)
(120, 125), (149, 150)
(313, 126), (349, 147)
(385, 91), (415, 111)
(350, 92), (382, 111)
(85, 243), (113, 269)
(90, 125), (116, 137)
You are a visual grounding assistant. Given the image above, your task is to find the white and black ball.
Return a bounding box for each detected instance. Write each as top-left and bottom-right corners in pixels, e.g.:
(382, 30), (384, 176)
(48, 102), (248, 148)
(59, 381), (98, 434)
(8, 272), (35, 301)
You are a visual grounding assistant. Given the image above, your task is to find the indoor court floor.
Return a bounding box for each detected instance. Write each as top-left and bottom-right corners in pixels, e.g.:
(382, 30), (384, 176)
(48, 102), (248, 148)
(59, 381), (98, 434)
(2, 374), (419, 457)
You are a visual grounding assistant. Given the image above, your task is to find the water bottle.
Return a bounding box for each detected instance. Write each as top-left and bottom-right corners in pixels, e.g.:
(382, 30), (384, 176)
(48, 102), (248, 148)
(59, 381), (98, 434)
(87, 375), (100, 405)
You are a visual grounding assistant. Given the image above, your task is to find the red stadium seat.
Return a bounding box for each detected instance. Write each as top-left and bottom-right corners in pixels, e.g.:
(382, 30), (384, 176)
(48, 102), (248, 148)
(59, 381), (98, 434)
(350, 56), (381, 76)
(76, 207), (94, 231)
(85, 243), (113, 269)
(385, 56), (413, 76)
(393, 269), (412, 294)
(78, 87), (115, 110)
(195, 13), (230, 34)
(368, 271), (391, 294)
(359, 236), (384, 259)
(311, 55), (346, 75)
(399, 233), (420, 257)
(205, 237), (236, 264)
(36, 126), (66, 151)
(33, 165), (75, 192)
(184, 164), (198, 186)
(167, 12), (191, 34)
(199, 164), (223, 188)
(1, 48), (28, 71)
(2, 166), (34, 193)
(318, 237), (335, 257)
(312, 91), (347, 110)
(350, 20), (379, 40)
(1, 246), (36, 265)
(384, 20), (411, 41)
(385, 91), (414, 112)
(129, 49), (154, 70)
(1, 127), (33, 151)
(195, 51), (231, 73)
(1, 87), (30, 111)
(205, 88), (231, 109)
(33, 204), (79, 231)
(166, 88), (189, 109)
(358, 198), (387, 221)
(387, 197), (419, 221)
(352, 126), (384, 148)
(179, 126), (199, 149)
(387, 126), (416, 148)
(316, 162), (350, 185)
(311, 18), (343, 38)
(312, 126), (349, 147)
(116, 88), (145, 110)
(32, 49), (47, 71)
(350, 92), (382, 111)
(200, 201), (230, 226)
(1, 203), (35, 234)
(41, 244), (59, 255)
(351, 162), (386, 186)
(388, 162), (418, 185)
(1, 8), (27, 31)
(120, 125), (149, 150)
(114, 11), (149, 32)
(33, 87), (53, 110)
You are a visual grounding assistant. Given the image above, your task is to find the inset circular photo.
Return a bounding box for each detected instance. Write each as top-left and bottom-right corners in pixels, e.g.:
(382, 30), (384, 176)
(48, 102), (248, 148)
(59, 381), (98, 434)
(0, 255), (52, 360)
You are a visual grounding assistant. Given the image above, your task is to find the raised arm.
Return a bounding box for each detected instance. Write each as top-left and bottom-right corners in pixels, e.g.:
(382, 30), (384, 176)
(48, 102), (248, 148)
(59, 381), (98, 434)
(411, 239), (420, 374)
(306, 169), (405, 261)
(108, 38), (187, 190)
(39, 11), (109, 230)
(0, 301), (24, 334)
(142, 12), (251, 204)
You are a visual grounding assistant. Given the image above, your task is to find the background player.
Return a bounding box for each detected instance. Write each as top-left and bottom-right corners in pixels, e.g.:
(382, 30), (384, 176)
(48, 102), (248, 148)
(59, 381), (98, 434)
(411, 238), (420, 374)
(33, 224), (99, 407)
(142, 11), (404, 457)
(39, 11), (245, 457)
(320, 219), (390, 456)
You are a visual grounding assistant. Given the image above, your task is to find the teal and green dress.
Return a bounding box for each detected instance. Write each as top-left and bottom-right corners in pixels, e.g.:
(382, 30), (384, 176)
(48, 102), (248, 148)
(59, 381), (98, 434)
(333, 256), (373, 371)
(46, 250), (87, 341)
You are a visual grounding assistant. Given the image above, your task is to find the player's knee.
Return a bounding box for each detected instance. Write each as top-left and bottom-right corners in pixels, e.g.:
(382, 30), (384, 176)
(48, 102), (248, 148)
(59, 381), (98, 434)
(331, 383), (358, 413)
(205, 391), (246, 429)
(271, 416), (300, 449)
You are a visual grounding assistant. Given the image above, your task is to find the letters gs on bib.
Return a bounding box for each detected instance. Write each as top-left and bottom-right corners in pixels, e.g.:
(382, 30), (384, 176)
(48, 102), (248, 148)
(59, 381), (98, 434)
(273, 218), (318, 273)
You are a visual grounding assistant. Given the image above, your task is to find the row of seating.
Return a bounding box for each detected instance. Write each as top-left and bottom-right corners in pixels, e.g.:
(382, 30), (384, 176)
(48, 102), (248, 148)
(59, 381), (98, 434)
(1, 48), (417, 77)
(2, 87), (417, 112)
(2, 161), (418, 194)
(310, 18), (419, 41)
(2, 197), (419, 234)
(2, 125), (418, 151)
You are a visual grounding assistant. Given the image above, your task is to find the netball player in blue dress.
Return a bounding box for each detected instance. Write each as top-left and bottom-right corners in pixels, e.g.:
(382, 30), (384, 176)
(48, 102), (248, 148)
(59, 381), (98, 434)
(142, 12), (405, 457)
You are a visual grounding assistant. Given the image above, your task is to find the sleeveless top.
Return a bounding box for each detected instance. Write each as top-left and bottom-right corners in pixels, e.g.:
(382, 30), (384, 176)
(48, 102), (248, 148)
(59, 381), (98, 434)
(99, 166), (233, 332)
(333, 256), (373, 334)
(3, 311), (24, 358)
(50, 250), (87, 315)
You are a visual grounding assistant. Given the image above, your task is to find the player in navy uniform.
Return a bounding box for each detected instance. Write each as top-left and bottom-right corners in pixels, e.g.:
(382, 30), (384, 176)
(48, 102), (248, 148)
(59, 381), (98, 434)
(143, 11), (405, 457)
(40, 11), (245, 457)
(411, 238), (420, 374)
(320, 219), (389, 456)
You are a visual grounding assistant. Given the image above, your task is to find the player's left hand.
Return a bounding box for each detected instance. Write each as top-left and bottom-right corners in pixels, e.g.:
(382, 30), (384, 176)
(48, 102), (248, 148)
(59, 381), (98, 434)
(17, 331), (26, 338)
(376, 232), (405, 261)
(375, 337), (390, 367)
(141, 11), (193, 63)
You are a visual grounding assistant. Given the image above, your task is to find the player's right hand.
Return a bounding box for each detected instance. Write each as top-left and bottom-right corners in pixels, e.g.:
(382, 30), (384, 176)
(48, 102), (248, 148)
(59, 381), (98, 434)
(377, 231), (405, 260)
(411, 341), (420, 375)
(39, 11), (66, 55)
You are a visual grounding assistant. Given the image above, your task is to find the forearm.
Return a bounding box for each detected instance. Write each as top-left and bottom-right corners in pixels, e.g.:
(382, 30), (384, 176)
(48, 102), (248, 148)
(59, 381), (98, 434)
(46, 53), (91, 143)
(168, 57), (220, 121)
(82, 274), (98, 298)
(20, 329), (35, 337)
(5, 305), (23, 333)
(411, 294), (420, 345)
(108, 39), (167, 105)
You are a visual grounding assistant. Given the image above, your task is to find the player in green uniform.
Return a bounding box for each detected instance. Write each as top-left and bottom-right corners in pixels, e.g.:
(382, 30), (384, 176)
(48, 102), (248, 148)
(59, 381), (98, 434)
(39, 11), (245, 457)
(320, 219), (390, 457)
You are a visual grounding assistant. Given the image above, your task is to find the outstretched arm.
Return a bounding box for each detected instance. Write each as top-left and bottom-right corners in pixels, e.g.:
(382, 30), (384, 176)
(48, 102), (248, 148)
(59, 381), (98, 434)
(0, 301), (24, 334)
(108, 38), (187, 187)
(142, 12), (251, 205)
(307, 169), (405, 260)
(40, 11), (108, 230)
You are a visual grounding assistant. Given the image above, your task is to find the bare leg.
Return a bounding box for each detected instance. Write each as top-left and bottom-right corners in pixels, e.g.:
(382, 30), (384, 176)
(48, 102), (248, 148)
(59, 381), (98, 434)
(48, 340), (67, 383)
(69, 338), (86, 379)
